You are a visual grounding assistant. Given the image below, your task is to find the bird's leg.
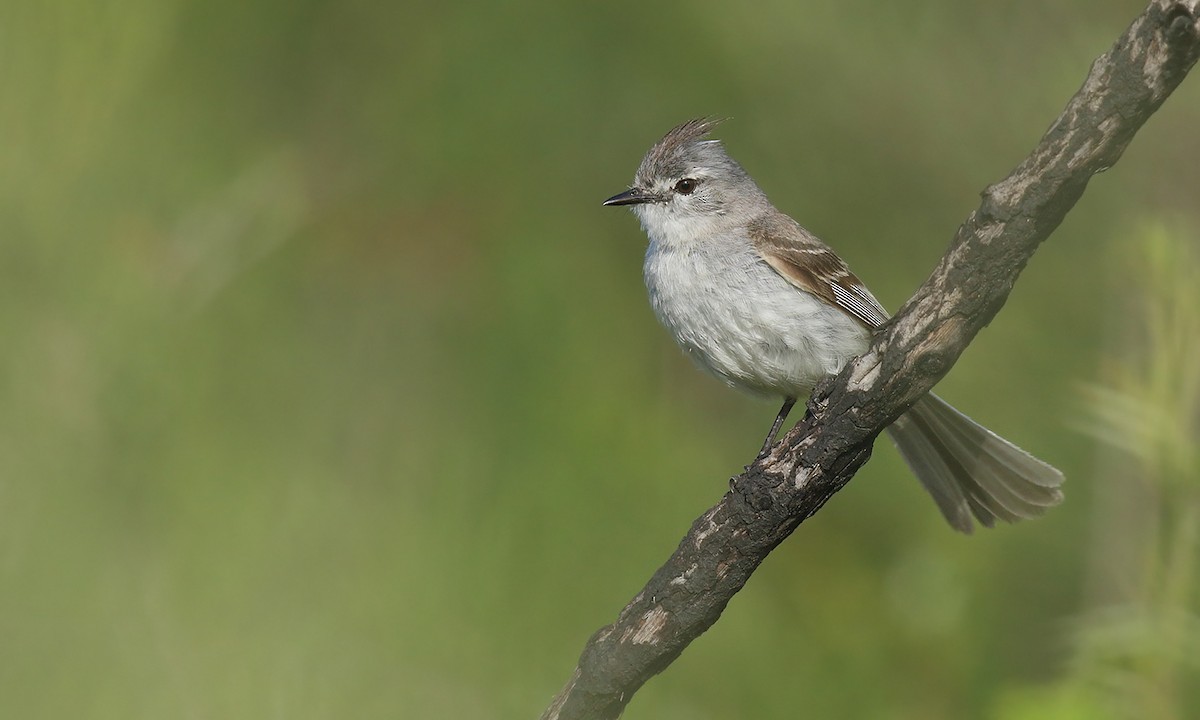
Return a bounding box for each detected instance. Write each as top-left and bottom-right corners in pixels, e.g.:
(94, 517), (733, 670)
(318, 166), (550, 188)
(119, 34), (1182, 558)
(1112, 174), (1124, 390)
(756, 397), (796, 460)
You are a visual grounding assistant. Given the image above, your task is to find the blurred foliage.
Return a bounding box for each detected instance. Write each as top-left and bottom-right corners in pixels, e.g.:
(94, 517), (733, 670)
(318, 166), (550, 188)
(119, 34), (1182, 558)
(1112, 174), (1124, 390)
(1069, 224), (1200, 720)
(1, 1), (1198, 718)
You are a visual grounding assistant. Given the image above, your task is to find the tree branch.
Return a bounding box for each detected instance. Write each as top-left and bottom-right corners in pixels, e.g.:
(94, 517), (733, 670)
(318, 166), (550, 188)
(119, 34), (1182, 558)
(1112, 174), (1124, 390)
(542, 2), (1200, 718)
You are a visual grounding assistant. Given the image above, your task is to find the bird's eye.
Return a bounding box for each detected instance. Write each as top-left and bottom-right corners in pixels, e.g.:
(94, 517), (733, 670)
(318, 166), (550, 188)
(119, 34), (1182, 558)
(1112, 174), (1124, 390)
(674, 178), (698, 195)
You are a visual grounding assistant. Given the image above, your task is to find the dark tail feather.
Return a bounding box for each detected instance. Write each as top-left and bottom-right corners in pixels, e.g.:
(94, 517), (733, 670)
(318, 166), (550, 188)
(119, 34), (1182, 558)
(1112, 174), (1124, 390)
(884, 394), (1064, 533)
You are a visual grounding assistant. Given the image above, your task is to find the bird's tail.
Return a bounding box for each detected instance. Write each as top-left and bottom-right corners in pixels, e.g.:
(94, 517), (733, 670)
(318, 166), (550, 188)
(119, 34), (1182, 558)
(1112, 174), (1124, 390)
(884, 393), (1064, 533)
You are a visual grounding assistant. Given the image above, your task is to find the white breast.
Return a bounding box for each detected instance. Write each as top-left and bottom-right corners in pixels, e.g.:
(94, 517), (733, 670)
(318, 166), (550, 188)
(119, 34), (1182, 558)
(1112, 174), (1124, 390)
(643, 235), (871, 399)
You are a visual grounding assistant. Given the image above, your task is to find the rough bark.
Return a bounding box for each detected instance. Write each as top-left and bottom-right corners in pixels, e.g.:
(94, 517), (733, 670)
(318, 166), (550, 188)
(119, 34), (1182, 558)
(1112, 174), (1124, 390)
(542, 3), (1200, 718)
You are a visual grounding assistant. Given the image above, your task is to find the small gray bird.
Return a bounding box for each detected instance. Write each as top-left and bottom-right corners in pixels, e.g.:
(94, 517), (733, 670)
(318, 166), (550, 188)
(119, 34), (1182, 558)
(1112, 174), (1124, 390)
(604, 118), (1063, 533)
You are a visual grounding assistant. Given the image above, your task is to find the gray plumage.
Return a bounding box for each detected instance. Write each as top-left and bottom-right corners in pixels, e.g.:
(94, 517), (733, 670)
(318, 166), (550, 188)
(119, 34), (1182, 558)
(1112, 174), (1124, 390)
(604, 118), (1064, 533)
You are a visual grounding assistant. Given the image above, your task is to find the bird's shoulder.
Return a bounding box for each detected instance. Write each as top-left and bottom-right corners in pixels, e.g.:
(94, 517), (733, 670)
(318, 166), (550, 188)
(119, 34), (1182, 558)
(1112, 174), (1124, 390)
(746, 212), (890, 329)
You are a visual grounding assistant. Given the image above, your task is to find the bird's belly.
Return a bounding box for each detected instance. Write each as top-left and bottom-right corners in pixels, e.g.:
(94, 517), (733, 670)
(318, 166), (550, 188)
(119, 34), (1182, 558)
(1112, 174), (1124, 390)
(644, 244), (871, 398)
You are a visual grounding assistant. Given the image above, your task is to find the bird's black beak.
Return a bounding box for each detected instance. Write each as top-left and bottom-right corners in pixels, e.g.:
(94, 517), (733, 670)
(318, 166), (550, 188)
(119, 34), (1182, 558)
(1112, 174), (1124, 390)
(602, 187), (655, 207)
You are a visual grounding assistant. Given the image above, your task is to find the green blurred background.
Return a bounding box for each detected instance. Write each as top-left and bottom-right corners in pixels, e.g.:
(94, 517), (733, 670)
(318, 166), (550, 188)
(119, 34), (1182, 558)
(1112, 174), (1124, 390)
(3, 1), (1198, 718)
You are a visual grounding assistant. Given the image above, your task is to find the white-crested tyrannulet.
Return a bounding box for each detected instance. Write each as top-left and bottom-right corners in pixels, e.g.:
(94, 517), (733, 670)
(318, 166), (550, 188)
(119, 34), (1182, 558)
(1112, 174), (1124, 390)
(604, 118), (1063, 533)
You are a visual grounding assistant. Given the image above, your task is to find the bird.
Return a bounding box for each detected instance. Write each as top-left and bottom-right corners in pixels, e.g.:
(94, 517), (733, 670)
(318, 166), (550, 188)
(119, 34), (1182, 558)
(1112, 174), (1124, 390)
(603, 118), (1064, 533)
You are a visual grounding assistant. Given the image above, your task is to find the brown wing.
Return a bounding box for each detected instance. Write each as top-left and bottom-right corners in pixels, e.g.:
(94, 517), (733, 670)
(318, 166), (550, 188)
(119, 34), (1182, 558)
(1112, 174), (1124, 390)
(747, 212), (889, 329)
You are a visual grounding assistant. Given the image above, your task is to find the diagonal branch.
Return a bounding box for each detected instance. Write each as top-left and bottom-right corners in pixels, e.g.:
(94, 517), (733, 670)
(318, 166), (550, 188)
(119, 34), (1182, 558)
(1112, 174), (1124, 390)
(541, 2), (1200, 718)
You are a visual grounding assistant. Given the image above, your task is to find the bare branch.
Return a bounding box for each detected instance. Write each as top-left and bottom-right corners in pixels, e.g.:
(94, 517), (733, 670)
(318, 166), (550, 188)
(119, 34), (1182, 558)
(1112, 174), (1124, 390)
(542, 3), (1200, 718)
